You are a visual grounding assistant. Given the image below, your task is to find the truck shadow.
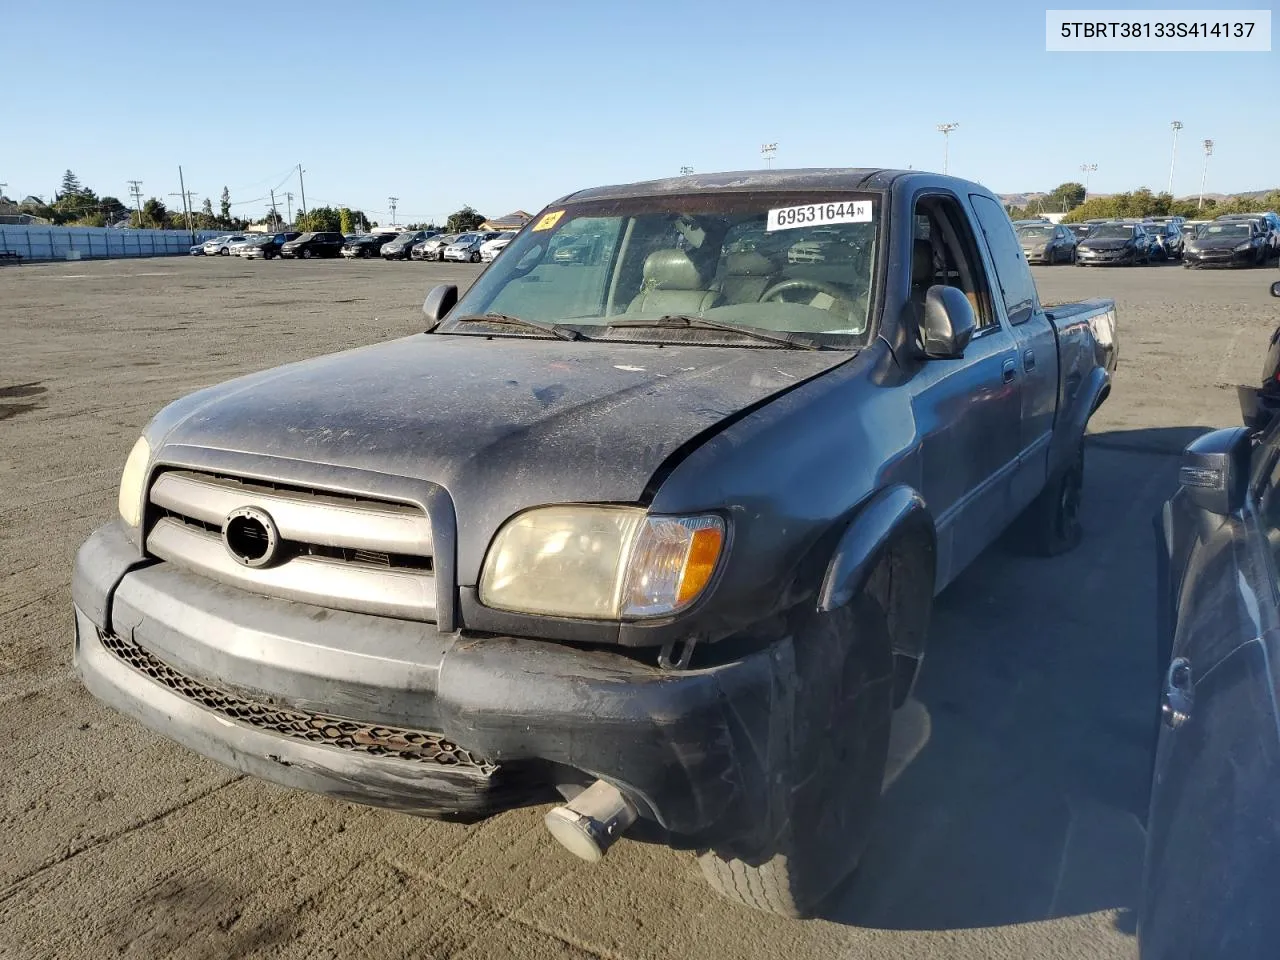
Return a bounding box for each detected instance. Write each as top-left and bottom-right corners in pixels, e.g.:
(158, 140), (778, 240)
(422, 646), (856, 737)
(823, 425), (1211, 931)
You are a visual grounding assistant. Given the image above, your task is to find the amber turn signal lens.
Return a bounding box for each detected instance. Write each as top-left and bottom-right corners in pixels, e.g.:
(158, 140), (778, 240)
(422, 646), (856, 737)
(677, 526), (724, 605)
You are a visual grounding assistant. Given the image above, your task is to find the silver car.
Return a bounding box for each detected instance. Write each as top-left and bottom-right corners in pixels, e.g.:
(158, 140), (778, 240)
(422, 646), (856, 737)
(202, 234), (246, 256)
(443, 233), (488, 263)
(412, 234), (460, 261)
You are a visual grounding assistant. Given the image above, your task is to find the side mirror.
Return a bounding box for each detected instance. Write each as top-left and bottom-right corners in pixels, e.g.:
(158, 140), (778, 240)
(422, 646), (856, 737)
(423, 284), (458, 328)
(1270, 280), (1280, 298)
(1179, 427), (1251, 517)
(920, 285), (976, 359)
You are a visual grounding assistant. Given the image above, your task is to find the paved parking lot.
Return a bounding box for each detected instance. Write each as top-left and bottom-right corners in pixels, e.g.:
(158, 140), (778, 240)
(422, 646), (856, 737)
(2, 255), (1278, 959)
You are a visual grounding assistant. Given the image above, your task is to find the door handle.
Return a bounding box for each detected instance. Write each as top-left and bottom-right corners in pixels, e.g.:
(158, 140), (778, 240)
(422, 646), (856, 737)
(1023, 349), (1036, 372)
(1162, 657), (1194, 728)
(1002, 359), (1016, 384)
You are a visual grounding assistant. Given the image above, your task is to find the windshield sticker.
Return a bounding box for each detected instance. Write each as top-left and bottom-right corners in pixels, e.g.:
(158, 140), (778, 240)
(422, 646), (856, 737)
(766, 201), (873, 232)
(532, 210), (565, 232)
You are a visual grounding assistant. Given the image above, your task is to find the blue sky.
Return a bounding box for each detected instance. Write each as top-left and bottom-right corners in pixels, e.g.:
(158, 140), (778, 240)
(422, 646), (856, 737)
(4, 0), (1274, 224)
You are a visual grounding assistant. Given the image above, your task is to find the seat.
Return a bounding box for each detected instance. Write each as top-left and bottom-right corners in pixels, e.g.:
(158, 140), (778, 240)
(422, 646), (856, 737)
(910, 238), (936, 315)
(716, 251), (774, 304)
(627, 249), (720, 315)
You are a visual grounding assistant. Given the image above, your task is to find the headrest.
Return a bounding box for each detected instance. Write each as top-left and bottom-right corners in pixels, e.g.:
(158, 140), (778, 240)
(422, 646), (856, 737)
(912, 239), (935, 286)
(643, 249), (705, 290)
(723, 251), (773, 277)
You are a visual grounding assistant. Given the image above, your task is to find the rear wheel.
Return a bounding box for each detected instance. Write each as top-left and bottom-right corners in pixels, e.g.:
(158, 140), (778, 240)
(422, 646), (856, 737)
(1014, 441), (1084, 556)
(698, 594), (893, 917)
(470, 251), (481, 263)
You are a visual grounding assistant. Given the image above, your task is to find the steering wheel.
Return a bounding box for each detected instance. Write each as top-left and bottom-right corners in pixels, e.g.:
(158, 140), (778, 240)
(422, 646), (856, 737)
(760, 277), (852, 305)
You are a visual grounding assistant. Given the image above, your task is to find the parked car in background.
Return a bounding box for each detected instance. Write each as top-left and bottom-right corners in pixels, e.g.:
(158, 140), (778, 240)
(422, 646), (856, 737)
(279, 232), (345, 259)
(1145, 281), (1280, 959)
(1015, 221), (1077, 264)
(1184, 219), (1270, 268)
(1216, 212), (1280, 258)
(1145, 220), (1185, 261)
(412, 234), (459, 261)
(188, 243), (205, 256)
(341, 234), (396, 259)
(243, 232), (301, 260)
(1066, 223), (1096, 242)
(479, 231), (517, 263)
(380, 231), (434, 261)
(1075, 221), (1153, 266)
(229, 236), (266, 257)
(202, 234), (246, 256)
(1180, 220), (1209, 246)
(443, 232), (490, 262)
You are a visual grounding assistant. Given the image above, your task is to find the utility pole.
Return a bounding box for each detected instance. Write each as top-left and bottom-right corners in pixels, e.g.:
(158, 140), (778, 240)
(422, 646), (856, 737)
(760, 143), (777, 169)
(936, 123), (959, 174)
(1199, 139), (1214, 210)
(1167, 121), (1183, 196)
(177, 166), (194, 240)
(285, 192), (294, 225)
(297, 164), (307, 216)
(1080, 163), (1097, 197)
(127, 180), (143, 227)
(388, 196), (398, 227)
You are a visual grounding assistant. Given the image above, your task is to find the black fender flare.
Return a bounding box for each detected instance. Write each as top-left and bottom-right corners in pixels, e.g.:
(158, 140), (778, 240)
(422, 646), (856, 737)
(816, 484), (936, 663)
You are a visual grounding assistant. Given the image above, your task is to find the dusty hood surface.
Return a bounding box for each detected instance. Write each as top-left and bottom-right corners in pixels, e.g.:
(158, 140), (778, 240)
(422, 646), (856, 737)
(151, 333), (851, 576)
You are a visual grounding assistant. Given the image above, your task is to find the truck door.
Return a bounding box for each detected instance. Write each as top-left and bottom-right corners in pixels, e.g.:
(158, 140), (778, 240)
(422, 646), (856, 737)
(968, 195), (1060, 514)
(905, 194), (1022, 588)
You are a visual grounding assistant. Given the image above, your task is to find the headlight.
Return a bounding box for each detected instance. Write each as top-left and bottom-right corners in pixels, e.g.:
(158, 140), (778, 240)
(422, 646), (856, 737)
(479, 506), (725, 620)
(1235, 243), (1252, 252)
(117, 436), (151, 527)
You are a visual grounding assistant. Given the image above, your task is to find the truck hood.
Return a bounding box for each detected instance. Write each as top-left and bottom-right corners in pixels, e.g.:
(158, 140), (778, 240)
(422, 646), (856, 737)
(151, 333), (851, 577)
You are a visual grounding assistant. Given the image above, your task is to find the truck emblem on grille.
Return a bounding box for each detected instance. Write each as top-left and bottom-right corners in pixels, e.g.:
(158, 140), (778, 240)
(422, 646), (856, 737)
(222, 506), (280, 568)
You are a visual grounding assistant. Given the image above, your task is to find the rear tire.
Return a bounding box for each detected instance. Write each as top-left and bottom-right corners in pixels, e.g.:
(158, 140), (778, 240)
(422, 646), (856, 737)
(697, 595), (893, 917)
(1014, 441), (1085, 556)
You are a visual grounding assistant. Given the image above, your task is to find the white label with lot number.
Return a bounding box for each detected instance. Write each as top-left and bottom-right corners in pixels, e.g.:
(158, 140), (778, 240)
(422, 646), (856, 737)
(766, 201), (873, 232)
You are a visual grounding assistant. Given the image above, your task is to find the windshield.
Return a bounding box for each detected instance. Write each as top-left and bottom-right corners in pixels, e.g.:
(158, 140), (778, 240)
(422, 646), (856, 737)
(1201, 223), (1252, 238)
(1087, 224), (1134, 240)
(442, 192), (880, 344)
(1016, 225), (1055, 241)
(394, 232), (417, 242)
(453, 234), (478, 244)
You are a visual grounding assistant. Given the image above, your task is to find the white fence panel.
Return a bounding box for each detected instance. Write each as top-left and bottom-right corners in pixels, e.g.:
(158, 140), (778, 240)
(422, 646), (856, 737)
(0, 226), (225, 262)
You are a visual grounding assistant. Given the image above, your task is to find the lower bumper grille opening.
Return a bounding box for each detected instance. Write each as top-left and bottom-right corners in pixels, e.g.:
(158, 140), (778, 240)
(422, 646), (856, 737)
(98, 629), (497, 775)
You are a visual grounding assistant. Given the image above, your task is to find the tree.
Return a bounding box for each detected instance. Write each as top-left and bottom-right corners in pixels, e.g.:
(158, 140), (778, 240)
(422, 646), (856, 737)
(99, 196), (129, 223)
(140, 197), (169, 228)
(220, 187), (231, 221)
(60, 170), (84, 198)
(339, 207), (355, 235)
(446, 205), (485, 233)
(1046, 182), (1086, 213)
(202, 197), (213, 217)
(265, 207), (282, 229)
(295, 205), (341, 232)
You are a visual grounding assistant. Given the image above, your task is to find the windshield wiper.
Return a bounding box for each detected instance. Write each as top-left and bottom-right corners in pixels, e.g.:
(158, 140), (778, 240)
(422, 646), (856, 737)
(607, 315), (823, 350)
(450, 313), (587, 342)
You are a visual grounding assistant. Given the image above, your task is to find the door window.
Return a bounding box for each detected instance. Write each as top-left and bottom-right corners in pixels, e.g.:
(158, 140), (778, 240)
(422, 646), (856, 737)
(969, 194), (1039, 325)
(911, 194), (996, 329)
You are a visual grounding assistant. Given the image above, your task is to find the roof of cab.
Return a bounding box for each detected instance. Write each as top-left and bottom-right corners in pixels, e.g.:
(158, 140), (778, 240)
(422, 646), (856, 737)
(556, 167), (956, 204)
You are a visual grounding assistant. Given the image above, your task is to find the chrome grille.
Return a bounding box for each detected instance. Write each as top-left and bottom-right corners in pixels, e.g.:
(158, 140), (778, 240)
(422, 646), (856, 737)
(99, 628), (496, 774)
(146, 469), (437, 621)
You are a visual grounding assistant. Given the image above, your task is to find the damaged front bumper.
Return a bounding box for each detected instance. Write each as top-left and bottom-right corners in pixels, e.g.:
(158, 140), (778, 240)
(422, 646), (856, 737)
(73, 521), (786, 844)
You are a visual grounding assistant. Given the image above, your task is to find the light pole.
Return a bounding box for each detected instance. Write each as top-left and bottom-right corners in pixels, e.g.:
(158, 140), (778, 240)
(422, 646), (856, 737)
(760, 143), (777, 169)
(297, 164), (307, 216)
(388, 197), (398, 227)
(936, 123), (959, 174)
(1167, 121), (1183, 196)
(1080, 163), (1097, 197)
(1199, 139), (1214, 210)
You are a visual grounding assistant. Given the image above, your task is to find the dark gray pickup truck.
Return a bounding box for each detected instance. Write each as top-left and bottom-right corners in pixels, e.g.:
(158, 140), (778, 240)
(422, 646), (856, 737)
(74, 169), (1118, 917)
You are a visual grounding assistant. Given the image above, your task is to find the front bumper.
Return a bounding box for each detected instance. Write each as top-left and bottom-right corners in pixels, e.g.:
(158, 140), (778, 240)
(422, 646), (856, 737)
(1077, 248), (1138, 266)
(73, 521), (782, 841)
(1185, 249), (1254, 267)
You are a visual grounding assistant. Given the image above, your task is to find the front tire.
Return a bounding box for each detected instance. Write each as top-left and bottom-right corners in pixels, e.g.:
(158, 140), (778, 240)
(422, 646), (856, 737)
(219, 247), (229, 256)
(698, 595), (893, 917)
(1014, 442), (1084, 556)
(302, 248), (313, 259)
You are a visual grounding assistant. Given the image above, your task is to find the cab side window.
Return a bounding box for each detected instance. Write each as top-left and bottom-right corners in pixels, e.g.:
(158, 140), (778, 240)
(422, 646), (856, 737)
(969, 194), (1038, 325)
(911, 195), (996, 329)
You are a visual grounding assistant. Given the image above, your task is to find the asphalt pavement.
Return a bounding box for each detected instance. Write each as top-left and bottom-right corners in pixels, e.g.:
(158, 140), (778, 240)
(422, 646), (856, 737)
(1, 255), (1276, 959)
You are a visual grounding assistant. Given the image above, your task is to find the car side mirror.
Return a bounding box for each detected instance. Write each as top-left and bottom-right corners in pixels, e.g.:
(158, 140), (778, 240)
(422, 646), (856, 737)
(920, 285), (976, 359)
(1270, 280), (1280, 298)
(1179, 427), (1251, 517)
(422, 284), (458, 328)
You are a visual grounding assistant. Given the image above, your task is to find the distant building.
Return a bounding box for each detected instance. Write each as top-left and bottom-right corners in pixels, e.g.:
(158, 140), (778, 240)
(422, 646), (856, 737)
(479, 210), (533, 232)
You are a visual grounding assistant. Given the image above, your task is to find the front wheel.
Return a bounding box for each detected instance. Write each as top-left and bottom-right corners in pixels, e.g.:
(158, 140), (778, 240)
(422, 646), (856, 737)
(301, 249), (313, 259)
(698, 595), (893, 917)
(219, 247), (229, 256)
(1013, 442), (1084, 556)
